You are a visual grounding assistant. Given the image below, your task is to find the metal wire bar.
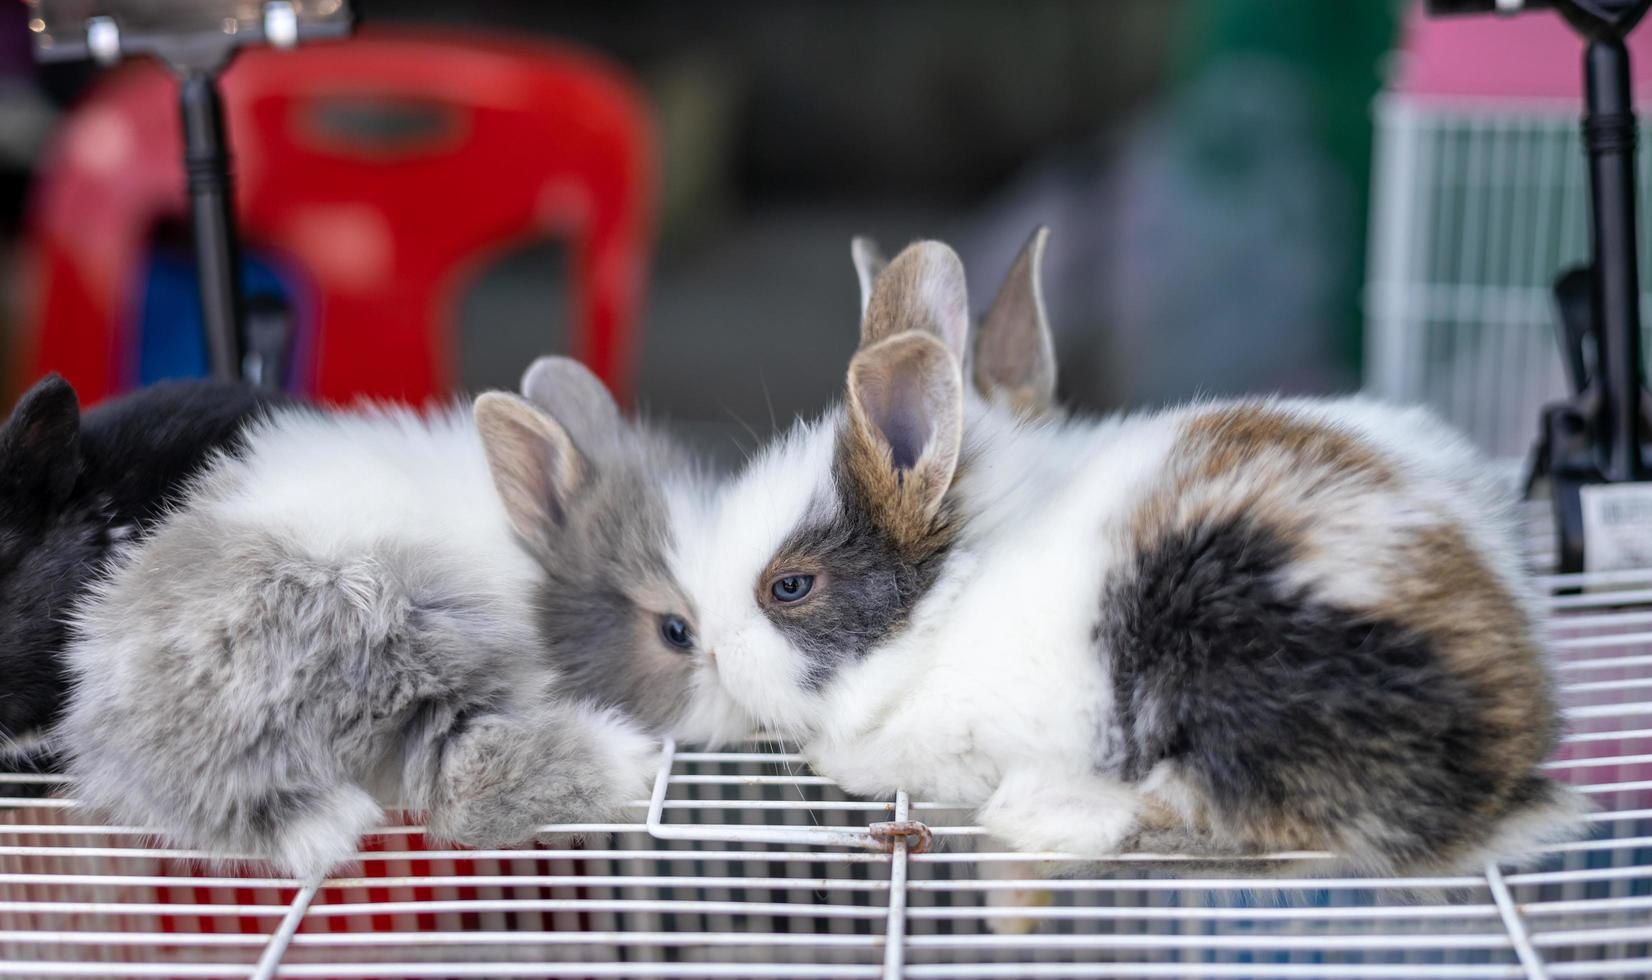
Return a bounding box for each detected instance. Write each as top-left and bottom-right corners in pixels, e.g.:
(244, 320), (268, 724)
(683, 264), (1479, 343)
(904, 933), (1516, 950)
(908, 903), (1503, 921)
(1526, 894), (1652, 914)
(1563, 727), (1652, 742)
(0, 930), (885, 948)
(1486, 861), (1550, 980)
(0, 871), (889, 890)
(1555, 653), (1652, 670)
(0, 844), (895, 863)
(248, 878), (317, 980)
(0, 967), (884, 979)
(647, 737), (886, 850)
(881, 790), (911, 980)
(903, 966), (1536, 979)
(1530, 926), (1652, 946)
(277, 968), (882, 978)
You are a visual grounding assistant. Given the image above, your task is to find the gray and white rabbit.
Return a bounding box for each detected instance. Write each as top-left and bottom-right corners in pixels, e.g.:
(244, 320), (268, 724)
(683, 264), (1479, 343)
(58, 357), (720, 878)
(679, 237), (1581, 874)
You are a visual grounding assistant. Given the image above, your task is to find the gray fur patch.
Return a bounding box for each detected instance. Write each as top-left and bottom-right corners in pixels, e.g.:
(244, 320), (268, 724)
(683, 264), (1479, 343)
(759, 451), (953, 690)
(523, 420), (712, 733)
(423, 698), (650, 848)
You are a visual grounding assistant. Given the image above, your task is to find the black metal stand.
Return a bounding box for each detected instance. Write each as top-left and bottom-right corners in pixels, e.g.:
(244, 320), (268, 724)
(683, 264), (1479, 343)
(178, 69), (246, 381)
(27, 2), (355, 387)
(1581, 36), (1647, 484)
(1451, 0), (1652, 572)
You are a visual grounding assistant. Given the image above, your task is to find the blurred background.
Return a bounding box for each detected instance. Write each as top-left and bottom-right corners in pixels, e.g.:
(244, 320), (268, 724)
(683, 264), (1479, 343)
(2, 0), (1641, 465)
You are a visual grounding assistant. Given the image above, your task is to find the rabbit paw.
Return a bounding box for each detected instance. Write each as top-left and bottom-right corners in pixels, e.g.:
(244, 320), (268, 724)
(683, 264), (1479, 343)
(429, 701), (659, 848)
(977, 768), (1140, 857)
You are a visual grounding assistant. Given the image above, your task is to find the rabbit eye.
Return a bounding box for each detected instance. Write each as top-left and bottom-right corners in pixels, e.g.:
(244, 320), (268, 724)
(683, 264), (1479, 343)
(770, 574), (815, 603)
(659, 615), (694, 651)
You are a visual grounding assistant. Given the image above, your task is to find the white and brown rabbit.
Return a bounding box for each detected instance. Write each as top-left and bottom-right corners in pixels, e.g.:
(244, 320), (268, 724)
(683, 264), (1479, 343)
(682, 237), (1580, 874)
(58, 358), (726, 878)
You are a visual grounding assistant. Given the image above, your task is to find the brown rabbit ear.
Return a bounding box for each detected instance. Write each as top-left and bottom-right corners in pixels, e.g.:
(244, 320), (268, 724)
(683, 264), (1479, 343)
(974, 226), (1056, 417)
(850, 236), (888, 321)
(842, 331), (963, 553)
(518, 356), (623, 457)
(475, 392), (589, 542)
(859, 240), (970, 365)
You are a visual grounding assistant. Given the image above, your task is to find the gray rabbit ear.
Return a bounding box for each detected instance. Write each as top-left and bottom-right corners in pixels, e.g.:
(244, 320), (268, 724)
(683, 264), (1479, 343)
(851, 236), (888, 321)
(475, 391), (589, 542)
(859, 240), (970, 366)
(975, 226), (1056, 417)
(518, 356), (623, 457)
(1, 374), (82, 506)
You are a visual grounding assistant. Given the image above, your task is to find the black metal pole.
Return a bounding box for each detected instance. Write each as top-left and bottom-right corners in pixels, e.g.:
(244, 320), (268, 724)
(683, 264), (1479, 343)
(178, 69), (245, 381)
(1582, 37), (1648, 481)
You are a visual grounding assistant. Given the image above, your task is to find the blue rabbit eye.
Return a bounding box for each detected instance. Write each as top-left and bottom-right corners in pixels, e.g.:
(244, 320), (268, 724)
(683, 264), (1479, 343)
(660, 615), (693, 651)
(770, 574), (815, 603)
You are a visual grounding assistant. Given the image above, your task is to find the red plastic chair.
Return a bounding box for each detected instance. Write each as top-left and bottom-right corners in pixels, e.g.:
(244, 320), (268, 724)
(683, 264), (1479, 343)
(16, 28), (656, 406)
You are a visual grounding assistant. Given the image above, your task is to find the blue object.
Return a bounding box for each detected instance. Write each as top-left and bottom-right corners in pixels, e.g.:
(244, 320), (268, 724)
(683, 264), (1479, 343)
(136, 248), (296, 385)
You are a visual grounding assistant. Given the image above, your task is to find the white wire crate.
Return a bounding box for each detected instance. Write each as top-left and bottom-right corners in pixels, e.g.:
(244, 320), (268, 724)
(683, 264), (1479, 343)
(1365, 93), (1652, 459)
(2, 507), (1650, 978)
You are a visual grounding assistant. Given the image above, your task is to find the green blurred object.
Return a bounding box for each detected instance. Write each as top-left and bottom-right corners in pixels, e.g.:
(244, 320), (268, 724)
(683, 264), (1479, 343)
(1171, 0), (1401, 375)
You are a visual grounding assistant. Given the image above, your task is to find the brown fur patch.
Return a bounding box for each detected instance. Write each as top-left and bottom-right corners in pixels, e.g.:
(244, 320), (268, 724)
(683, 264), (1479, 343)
(1237, 810), (1329, 853)
(834, 432), (961, 564)
(1133, 790), (1211, 837)
(1122, 404), (1395, 556)
(1183, 404), (1393, 488)
(1386, 525), (1558, 815)
(859, 243), (969, 362)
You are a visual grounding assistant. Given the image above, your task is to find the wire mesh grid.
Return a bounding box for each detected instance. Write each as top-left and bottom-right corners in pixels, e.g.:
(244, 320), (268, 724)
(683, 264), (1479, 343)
(0, 502), (1648, 977)
(1365, 93), (1652, 459)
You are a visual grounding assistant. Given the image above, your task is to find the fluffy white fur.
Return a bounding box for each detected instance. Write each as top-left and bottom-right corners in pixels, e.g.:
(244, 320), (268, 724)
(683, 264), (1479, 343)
(214, 404), (538, 588)
(676, 416), (841, 739)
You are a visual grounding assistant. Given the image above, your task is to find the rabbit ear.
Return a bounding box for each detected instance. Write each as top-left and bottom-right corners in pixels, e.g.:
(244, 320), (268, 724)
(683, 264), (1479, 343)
(475, 392), (589, 542)
(859, 241), (970, 365)
(518, 356), (623, 457)
(850, 236), (888, 320)
(0, 374), (82, 507)
(843, 331), (964, 552)
(975, 226), (1056, 417)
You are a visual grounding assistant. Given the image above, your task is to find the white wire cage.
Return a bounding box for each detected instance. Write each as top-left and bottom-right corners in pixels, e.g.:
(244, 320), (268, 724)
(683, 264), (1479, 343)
(1364, 92), (1652, 460)
(1, 503), (1649, 978)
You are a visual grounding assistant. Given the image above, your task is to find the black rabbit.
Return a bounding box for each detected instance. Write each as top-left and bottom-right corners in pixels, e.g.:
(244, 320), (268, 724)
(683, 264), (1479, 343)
(0, 374), (291, 758)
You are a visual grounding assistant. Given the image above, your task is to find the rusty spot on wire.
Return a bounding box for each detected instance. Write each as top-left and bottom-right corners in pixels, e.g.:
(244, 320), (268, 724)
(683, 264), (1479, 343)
(868, 819), (933, 854)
